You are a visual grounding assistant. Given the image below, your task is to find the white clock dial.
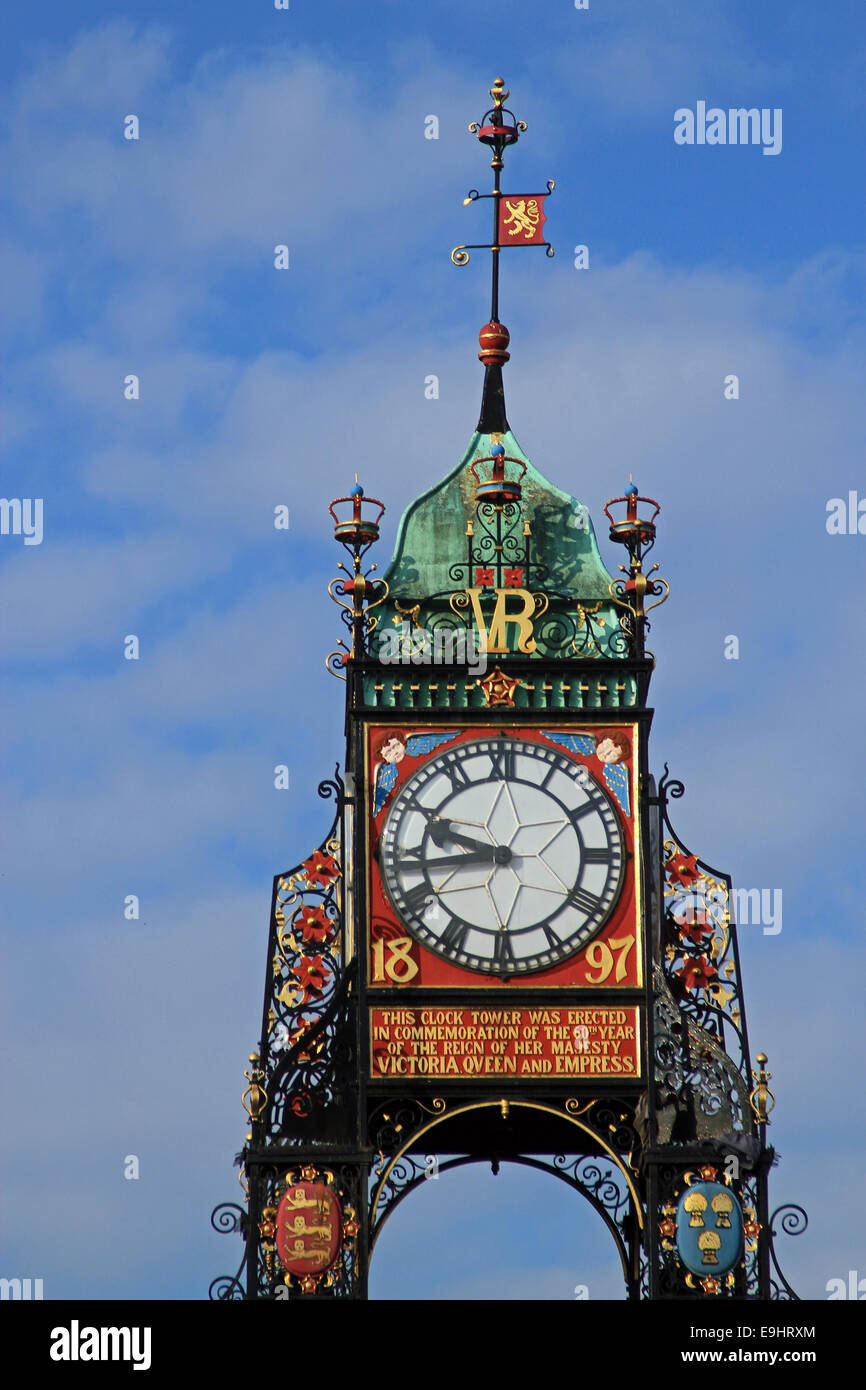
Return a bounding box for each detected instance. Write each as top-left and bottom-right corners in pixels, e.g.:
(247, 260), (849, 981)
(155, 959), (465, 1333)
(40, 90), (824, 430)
(378, 736), (626, 975)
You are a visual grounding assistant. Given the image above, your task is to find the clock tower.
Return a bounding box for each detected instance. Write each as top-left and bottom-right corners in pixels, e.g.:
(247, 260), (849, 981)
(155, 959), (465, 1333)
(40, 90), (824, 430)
(211, 80), (805, 1302)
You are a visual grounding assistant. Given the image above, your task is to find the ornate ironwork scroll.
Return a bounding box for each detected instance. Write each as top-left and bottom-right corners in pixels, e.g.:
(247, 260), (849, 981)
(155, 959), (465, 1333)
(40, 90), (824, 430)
(209, 1204), (248, 1302)
(767, 1204), (807, 1300)
(657, 767), (751, 1088)
(210, 773), (364, 1298)
(366, 1093), (644, 1297)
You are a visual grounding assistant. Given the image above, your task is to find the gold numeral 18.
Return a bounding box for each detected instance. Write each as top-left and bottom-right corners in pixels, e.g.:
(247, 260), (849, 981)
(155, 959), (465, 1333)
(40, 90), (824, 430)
(372, 936), (419, 984)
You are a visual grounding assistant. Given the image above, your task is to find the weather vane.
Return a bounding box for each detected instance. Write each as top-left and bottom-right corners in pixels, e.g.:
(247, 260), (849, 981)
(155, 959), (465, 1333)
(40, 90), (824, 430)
(451, 76), (555, 325)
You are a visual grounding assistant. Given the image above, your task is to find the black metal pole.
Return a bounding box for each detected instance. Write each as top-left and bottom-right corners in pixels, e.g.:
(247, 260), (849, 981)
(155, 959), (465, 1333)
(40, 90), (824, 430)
(491, 156), (501, 321)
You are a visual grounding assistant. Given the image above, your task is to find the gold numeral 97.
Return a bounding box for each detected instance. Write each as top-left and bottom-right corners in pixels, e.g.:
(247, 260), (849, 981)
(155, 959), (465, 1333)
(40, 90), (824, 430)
(584, 935), (635, 984)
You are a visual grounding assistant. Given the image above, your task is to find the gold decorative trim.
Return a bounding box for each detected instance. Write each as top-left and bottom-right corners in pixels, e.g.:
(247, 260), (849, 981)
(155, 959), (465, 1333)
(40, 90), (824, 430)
(369, 1098), (644, 1238)
(749, 1052), (775, 1125)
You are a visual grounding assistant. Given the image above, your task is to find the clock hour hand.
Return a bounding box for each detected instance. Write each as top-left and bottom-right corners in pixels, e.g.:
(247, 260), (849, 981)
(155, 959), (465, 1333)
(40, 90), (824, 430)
(431, 819), (513, 865)
(430, 820), (490, 853)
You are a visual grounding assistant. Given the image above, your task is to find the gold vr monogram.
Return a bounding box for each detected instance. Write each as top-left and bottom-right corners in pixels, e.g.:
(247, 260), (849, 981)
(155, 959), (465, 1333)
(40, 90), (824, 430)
(464, 586), (539, 654)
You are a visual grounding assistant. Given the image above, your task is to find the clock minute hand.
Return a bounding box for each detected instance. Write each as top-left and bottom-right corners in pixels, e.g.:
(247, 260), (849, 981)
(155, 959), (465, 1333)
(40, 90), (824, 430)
(428, 850), (498, 868)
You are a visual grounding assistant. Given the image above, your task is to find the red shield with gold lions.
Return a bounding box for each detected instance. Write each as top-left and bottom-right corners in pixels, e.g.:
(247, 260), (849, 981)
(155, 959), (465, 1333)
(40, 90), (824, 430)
(276, 1181), (342, 1276)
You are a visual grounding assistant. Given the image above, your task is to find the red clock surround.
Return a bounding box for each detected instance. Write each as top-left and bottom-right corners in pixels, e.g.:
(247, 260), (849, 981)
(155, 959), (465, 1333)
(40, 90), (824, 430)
(365, 724), (642, 990)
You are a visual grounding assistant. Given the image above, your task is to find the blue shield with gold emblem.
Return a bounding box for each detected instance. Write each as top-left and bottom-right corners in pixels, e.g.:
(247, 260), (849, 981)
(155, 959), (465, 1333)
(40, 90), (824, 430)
(675, 1181), (744, 1276)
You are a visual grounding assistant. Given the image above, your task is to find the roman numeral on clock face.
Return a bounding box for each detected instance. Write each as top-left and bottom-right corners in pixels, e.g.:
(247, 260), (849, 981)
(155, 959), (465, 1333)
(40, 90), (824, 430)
(488, 745), (517, 781)
(566, 884), (602, 916)
(439, 918), (469, 953)
(401, 882), (435, 915)
(442, 757), (470, 789)
(583, 846), (613, 864)
(398, 794), (437, 822)
(493, 932), (515, 969)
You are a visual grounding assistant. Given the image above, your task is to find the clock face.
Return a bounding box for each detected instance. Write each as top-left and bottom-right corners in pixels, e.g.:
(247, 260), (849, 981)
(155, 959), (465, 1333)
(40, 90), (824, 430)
(379, 736), (626, 976)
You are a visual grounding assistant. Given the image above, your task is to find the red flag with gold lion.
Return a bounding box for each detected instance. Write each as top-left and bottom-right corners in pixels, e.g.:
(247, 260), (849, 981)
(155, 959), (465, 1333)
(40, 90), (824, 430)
(498, 195), (548, 244)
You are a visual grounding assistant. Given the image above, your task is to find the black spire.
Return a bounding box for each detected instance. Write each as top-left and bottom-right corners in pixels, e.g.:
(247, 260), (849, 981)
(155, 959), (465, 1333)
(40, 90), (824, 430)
(477, 350), (509, 434)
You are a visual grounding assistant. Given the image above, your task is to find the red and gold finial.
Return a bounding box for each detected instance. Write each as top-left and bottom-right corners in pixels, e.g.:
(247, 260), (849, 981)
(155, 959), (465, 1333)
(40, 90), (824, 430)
(605, 478), (669, 655)
(469, 77), (525, 162)
(478, 320), (510, 365)
(470, 444), (526, 504)
(328, 479), (385, 550)
(326, 480), (389, 678)
(604, 479), (660, 553)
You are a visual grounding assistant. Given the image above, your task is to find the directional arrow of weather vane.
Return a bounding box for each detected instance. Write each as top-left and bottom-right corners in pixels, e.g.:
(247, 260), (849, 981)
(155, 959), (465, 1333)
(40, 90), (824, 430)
(450, 77), (555, 322)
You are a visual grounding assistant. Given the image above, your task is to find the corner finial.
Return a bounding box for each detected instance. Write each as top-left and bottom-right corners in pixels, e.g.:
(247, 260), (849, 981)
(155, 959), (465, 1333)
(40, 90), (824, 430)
(605, 484), (670, 657)
(326, 485), (388, 678)
(750, 1052), (776, 1126)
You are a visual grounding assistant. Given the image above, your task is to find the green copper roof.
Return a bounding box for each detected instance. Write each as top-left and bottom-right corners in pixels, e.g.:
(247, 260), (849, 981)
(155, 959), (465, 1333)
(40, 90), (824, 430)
(385, 429), (614, 601)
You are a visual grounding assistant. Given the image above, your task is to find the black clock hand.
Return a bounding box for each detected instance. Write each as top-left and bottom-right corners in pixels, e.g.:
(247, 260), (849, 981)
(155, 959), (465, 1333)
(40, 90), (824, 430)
(430, 820), (491, 852)
(426, 850), (498, 868)
(431, 820), (513, 865)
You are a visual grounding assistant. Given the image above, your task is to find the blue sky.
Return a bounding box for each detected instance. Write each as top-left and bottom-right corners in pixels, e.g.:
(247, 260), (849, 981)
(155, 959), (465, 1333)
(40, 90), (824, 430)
(2, 1), (864, 1300)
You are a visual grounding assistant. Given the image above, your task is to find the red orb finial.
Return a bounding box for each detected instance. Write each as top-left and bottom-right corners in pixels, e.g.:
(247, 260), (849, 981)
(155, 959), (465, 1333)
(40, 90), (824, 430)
(478, 321), (510, 365)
